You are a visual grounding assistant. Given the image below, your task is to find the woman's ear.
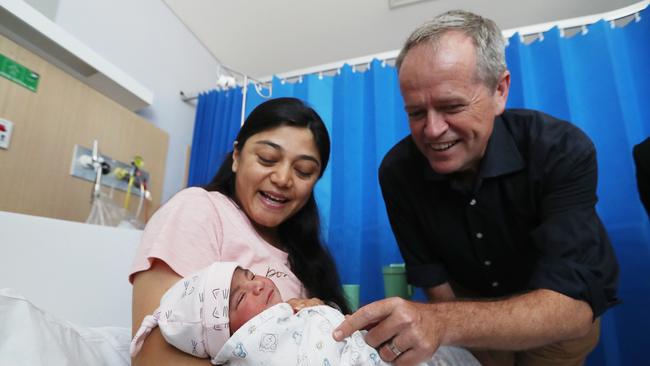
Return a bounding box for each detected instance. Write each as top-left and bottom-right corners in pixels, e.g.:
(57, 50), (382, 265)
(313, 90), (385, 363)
(232, 142), (240, 173)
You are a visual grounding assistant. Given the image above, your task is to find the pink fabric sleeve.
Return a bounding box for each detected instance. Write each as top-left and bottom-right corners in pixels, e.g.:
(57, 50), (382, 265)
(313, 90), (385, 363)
(129, 187), (225, 282)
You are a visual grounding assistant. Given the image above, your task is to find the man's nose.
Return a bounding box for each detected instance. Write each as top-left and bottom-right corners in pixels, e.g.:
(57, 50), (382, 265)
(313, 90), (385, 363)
(423, 111), (449, 139)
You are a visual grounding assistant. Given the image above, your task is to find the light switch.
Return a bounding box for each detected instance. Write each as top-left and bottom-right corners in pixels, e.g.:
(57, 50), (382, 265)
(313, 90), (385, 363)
(0, 119), (14, 150)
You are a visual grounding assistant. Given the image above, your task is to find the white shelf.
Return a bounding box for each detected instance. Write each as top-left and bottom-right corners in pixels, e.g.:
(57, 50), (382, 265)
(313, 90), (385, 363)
(0, 0), (153, 111)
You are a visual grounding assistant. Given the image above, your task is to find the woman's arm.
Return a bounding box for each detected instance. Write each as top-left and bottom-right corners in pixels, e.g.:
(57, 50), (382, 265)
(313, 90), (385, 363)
(131, 259), (211, 366)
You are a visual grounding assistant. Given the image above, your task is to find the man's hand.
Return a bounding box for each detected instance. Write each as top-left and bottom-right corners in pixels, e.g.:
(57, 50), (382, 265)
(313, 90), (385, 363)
(286, 297), (324, 313)
(333, 297), (446, 366)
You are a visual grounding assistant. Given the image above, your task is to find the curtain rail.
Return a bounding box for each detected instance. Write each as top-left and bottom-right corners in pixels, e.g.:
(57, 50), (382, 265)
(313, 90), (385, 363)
(180, 65), (264, 102)
(180, 0), (648, 102)
(259, 0), (649, 83)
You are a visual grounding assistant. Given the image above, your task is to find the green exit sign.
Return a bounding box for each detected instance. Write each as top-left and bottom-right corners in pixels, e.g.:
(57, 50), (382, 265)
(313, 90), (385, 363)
(0, 53), (40, 92)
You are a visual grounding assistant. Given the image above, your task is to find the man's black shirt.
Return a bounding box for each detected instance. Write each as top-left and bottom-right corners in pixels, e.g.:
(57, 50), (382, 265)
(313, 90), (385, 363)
(633, 137), (650, 216)
(379, 109), (619, 317)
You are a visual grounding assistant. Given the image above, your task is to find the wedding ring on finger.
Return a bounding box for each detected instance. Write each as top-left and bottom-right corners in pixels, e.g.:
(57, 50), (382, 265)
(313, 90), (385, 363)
(386, 340), (403, 357)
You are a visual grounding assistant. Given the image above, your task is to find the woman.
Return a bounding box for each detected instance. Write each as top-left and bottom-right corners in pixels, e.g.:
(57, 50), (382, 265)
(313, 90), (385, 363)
(130, 97), (349, 365)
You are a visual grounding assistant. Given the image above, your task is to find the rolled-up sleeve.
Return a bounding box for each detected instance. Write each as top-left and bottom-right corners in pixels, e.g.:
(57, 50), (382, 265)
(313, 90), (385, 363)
(527, 139), (620, 317)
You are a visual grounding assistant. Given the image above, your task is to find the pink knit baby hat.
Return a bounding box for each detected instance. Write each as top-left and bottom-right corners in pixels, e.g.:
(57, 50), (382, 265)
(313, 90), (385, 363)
(130, 261), (239, 361)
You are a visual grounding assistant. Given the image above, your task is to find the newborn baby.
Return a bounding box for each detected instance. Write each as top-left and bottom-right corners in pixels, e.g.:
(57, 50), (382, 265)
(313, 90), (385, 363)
(130, 262), (478, 365)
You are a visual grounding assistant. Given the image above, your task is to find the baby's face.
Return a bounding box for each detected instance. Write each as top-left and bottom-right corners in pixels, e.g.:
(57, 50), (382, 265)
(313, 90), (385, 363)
(229, 267), (283, 333)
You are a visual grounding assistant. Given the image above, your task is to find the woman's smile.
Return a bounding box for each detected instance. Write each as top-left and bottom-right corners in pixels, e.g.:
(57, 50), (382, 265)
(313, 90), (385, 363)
(259, 191), (290, 207)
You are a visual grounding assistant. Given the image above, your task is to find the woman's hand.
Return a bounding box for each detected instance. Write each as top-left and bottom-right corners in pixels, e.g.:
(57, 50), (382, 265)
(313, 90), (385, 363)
(332, 297), (446, 366)
(286, 297), (324, 313)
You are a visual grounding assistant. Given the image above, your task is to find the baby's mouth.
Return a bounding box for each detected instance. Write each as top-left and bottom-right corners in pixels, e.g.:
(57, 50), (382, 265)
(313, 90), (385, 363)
(266, 289), (274, 304)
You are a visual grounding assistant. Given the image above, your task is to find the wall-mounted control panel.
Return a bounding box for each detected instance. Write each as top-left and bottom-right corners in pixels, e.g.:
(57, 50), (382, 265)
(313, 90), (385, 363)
(0, 118), (14, 149)
(70, 144), (150, 195)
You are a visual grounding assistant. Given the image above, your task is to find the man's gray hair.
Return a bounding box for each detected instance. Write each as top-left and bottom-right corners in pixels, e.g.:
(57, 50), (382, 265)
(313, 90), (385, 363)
(395, 10), (507, 90)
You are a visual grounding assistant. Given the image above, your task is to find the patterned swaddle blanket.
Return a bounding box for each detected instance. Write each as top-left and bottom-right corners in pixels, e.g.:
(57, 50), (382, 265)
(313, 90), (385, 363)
(214, 303), (386, 366)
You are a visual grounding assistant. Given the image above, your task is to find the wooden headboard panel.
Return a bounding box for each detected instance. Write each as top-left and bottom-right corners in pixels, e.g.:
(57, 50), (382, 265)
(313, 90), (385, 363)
(0, 33), (169, 222)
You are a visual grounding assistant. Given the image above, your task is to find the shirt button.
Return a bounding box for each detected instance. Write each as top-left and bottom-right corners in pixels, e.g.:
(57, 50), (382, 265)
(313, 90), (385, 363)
(491, 281), (499, 287)
(469, 198), (477, 206)
(484, 260), (491, 266)
(476, 232), (483, 239)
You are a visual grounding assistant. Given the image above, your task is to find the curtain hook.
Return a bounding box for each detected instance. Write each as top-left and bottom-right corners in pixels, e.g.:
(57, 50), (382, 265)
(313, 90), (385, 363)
(352, 65), (357, 73)
(519, 33), (525, 43)
(337, 68), (341, 75)
(538, 32), (544, 42)
(635, 12), (641, 23)
(610, 20), (616, 29)
(381, 59), (387, 68)
(581, 25), (588, 35)
(298, 75), (303, 84)
(367, 62), (371, 70)
(318, 71), (323, 80)
(280, 79), (286, 85)
(559, 28), (565, 37)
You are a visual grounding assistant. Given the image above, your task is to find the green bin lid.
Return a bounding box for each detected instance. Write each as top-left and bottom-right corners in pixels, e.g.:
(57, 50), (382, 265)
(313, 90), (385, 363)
(382, 263), (406, 274)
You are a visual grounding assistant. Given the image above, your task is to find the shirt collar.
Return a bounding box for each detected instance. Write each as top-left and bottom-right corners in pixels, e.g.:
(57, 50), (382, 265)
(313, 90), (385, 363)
(423, 115), (525, 181)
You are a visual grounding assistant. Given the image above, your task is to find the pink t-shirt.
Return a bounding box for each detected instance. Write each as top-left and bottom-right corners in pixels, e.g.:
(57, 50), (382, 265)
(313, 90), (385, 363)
(129, 187), (306, 300)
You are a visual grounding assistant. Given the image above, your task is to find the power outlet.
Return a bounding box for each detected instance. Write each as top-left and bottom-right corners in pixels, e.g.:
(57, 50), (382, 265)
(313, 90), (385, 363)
(0, 119), (14, 149)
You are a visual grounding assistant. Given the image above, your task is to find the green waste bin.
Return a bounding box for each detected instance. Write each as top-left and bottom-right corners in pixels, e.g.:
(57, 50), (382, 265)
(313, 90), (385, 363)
(342, 284), (360, 311)
(382, 263), (412, 299)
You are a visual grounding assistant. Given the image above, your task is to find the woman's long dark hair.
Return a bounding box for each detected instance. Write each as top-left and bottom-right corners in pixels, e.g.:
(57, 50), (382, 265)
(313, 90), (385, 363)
(205, 97), (351, 314)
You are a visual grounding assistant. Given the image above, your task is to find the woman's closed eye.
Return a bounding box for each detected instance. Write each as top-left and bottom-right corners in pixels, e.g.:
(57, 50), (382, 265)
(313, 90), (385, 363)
(294, 168), (315, 179)
(294, 162), (318, 179)
(257, 155), (277, 165)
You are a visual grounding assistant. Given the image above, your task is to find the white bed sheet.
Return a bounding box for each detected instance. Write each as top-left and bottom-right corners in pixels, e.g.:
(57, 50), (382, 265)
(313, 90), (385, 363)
(0, 288), (131, 366)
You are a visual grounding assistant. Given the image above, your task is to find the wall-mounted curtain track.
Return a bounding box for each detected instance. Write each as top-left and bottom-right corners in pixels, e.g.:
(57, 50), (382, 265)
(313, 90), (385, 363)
(180, 63), (269, 102)
(180, 0), (648, 102)
(261, 0), (649, 84)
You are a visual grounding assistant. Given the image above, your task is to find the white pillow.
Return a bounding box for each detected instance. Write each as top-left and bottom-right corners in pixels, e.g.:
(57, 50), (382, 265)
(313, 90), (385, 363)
(0, 288), (131, 366)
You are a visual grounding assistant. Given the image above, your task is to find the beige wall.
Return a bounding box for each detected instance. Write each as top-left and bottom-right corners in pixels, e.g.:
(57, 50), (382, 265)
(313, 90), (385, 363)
(0, 33), (168, 223)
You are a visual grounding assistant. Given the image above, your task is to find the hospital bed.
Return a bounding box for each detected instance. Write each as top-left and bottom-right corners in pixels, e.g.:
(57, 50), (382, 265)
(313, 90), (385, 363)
(0, 210), (141, 365)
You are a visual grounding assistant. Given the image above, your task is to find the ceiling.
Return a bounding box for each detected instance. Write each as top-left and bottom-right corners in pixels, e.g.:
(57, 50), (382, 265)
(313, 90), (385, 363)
(163, 0), (639, 79)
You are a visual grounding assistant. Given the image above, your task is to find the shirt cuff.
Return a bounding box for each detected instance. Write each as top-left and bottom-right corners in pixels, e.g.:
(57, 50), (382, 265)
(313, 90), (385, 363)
(406, 263), (448, 288)
(526, 258), (620, 318)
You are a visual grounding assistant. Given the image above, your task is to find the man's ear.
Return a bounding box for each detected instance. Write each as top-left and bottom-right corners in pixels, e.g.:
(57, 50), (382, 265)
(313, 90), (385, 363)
(493, 70), (510, 115)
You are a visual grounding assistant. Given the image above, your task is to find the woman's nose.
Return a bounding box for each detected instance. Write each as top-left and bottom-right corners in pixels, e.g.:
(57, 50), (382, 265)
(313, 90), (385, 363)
(270, 164), (292, 188)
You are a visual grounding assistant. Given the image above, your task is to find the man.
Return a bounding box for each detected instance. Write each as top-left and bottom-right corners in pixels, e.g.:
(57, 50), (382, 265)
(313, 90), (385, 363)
(333, 10), (619, 366)
(633, 137), (650, 216)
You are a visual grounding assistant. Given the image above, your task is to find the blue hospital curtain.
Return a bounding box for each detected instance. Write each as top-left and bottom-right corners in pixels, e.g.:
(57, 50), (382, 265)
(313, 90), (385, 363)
(191, 8), (649, 364)
(187, 88), (242, 187)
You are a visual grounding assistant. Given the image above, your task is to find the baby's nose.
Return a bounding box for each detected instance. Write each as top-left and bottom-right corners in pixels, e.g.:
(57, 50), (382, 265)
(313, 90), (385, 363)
(250, 277), (265, 294)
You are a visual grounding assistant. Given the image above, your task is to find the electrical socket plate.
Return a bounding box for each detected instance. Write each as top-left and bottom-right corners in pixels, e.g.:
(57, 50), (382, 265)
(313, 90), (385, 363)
(70, 144), (150, 195)
(0, 118), (14, 149)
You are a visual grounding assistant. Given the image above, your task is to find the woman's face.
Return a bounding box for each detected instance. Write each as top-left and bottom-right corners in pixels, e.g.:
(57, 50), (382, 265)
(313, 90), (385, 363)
(232, 125), (321, 233)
